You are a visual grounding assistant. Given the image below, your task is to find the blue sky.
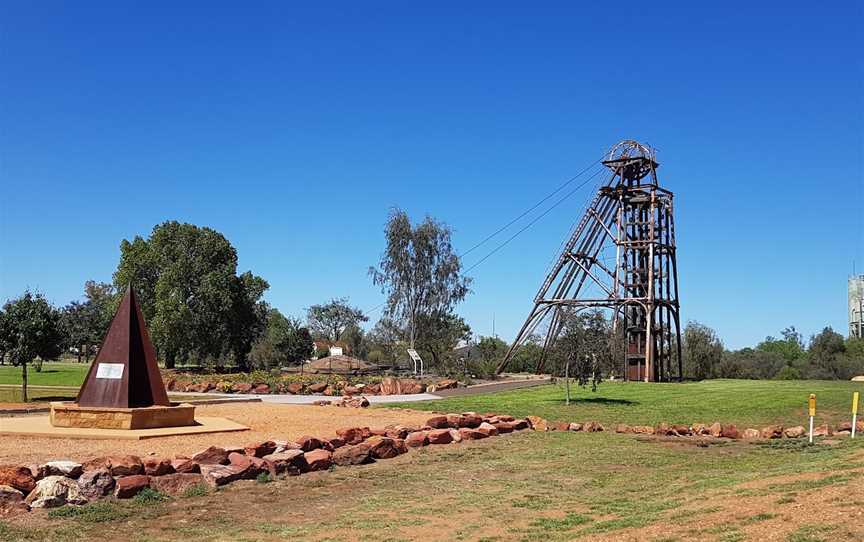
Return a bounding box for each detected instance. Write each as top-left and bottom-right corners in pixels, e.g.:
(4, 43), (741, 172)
(1, 2), (861, 349)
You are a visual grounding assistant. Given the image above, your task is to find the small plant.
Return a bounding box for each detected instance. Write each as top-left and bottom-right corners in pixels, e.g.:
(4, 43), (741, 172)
(133, 487), (168, 505)
(256, 472), (272, 484)
(182, 483), (209, 498)
(47, 501), (129, 523)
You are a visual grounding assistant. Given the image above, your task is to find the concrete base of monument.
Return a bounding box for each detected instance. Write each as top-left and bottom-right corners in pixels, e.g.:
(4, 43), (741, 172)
(1, 413), (249, 440)
(49, 402), (198, 430)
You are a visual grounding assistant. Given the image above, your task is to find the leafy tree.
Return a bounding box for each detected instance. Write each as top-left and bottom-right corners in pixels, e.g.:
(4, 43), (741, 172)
(249, 308), (313, 370)
(717, 348), (786, 379)
(414, 313), (471, 369)
(508, 335), (545, 373)
(806, 327), (858, 380)
(113, 221), (269, 369)
(470, 336), (507, 378)
(757, 326), (805, 364)
(340, 323), (369, 360)
(365, 317), (405, 365)
(0, 292), (64, 401)
(306, 298), (368, 342)
(682, 321), (724, 380)
(60, 281), (117, 362)
(369, 209), (471, 352)
(554, 309), (618, 389)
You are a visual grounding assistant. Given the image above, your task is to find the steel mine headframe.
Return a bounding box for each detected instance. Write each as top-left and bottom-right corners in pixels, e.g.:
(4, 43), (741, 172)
(496, 140), (682, 382)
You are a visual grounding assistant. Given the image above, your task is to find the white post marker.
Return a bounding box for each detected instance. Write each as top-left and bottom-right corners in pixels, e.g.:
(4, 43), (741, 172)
(808, 393), (816, 444)
(407, 348), (423, 378)
(852, 392), (859, 439)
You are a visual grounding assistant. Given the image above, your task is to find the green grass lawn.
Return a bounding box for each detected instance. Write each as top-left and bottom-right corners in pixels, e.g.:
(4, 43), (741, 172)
(389, 379), (864, 428)
(0, 362), (90, 387)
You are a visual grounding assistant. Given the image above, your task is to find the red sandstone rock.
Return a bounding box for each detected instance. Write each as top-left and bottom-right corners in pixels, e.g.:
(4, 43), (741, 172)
(526, 416), (549, 432)
(813, 424), (832, 437)
(362, 436), (403, 459)
(0, 466), (35, 494)
(512, 419), (530, 431)
(231, 382), (254, 393)
(493, 422), (515, 433)
(252, 384), (270, 394)
(262, 450), (307, 476)
(114, 475), (150, 499)
(295, 436), (324, 452)
(615, 424), (631, 433)
(191, 446), (229, 465)
(336, 427), (369, 446)
(285, 382), (303, 395)
(426, 415), (449, 429)
(332, 445), (372, 466)
(405, 431), (429, 447)
(672, 424), (692, 436)
(761, 425), (783, 439)
(720, 424), (740, 439)
(458, 428), (488, 440)
(427, 429), (454, 444)
(708, 422), (722, 438)
(308, 382), (328, 394)
(143, 457), (174, 476)
(476, 422), (499, 437)
(436, 379), (458, 390)
(171, 458), (200, 474)
(742, 428), (761, 439)
(583, 421), (605, 433)
(304, 449), (332, 471)
(244, 441), (277, 458)
(84, 455), (144, 476)
(200, 464), (245, 487)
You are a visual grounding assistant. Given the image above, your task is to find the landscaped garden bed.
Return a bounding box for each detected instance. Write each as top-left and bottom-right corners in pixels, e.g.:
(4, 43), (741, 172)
(163, 371), (460, 396)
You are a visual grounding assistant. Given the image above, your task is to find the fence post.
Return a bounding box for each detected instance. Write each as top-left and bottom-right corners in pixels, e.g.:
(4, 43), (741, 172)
(853, 392), (859, 439)
(808, 394), (816, 444)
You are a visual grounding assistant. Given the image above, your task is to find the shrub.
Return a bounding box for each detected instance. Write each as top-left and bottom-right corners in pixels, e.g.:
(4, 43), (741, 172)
(133, 487), (168, 505)
(775, 366), (801, 380)
(182, 483), (208, 498)
(256, 472), (272, 484)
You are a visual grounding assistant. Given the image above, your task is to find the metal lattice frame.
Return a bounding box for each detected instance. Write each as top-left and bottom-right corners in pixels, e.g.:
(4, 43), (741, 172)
(496, 140), (682, 381)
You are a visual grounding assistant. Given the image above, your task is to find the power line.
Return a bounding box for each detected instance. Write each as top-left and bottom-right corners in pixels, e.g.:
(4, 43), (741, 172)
(463, 167), (606, 273)
(460, 159), (602, 258)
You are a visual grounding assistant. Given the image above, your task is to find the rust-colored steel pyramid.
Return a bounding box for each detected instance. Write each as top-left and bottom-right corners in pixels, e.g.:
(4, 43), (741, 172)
(76, 286), (170, 408)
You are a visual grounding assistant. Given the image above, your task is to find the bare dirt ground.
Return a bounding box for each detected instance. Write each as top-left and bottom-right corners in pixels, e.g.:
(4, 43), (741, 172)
(0, 403), (432, 464)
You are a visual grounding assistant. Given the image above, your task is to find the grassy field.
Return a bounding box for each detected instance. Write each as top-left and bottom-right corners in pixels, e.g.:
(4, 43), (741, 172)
(3, 429), (863, 541)
(391, 379), (864, 428)
(0, 362), (90, 387)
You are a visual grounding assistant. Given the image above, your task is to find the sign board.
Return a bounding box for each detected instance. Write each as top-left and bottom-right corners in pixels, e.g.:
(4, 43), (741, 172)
(329, 346), (343, 356)
(95, 363), (125, 380)
(406, 349), (422, 362)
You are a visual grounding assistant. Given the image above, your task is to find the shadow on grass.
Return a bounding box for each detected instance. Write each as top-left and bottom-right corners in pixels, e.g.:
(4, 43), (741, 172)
(549, 397), (639, 406)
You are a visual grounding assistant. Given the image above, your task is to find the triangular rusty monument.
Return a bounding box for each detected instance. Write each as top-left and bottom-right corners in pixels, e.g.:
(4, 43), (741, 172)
(77, 286), (170, 408)
(50, 285), (198, 430)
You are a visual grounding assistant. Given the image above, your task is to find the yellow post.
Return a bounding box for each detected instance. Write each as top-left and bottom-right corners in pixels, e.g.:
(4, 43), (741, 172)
(853, 392), (860, 439)
(808, 394), (816, 443)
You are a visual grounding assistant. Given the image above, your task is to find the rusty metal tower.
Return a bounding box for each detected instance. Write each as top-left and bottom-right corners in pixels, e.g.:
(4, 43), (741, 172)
(496, 140), (682, 381)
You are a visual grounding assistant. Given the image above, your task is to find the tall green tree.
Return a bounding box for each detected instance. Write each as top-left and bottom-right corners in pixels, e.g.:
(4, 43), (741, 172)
(0, 292), (64, 401)
(414, 313), (471, 369)
(682, 321), (724, 380)
(249, 308), (313, 370)
(369, 209), (471, 359)
(757, 326), (805, 364)
(306, 298), (368, 342)
(60, 281), (117, 362)
(113, 221), (268, 369)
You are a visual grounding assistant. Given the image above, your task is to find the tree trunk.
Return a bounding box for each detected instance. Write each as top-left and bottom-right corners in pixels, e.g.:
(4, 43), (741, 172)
(77, 345), (83, 364)
(165, 351), (176, 369)
(21, 362), (28, 403)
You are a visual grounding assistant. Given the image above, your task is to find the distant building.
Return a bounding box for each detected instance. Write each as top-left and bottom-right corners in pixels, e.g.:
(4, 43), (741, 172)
(851, 275), (864, 338)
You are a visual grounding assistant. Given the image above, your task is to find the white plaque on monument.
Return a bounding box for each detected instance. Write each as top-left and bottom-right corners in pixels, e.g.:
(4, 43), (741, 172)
(95, 363), (125, 380)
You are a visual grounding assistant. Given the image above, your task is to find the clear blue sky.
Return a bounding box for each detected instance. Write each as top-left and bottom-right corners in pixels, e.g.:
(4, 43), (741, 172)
(1, 2), (862, 349)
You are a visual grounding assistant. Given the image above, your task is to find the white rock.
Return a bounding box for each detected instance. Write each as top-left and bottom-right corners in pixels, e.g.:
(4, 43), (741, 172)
(24, 476), (87, 508)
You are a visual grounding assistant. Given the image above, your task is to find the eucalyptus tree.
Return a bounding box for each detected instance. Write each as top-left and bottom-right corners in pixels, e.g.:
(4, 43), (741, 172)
(369, 209), (471, 361)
